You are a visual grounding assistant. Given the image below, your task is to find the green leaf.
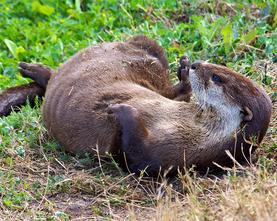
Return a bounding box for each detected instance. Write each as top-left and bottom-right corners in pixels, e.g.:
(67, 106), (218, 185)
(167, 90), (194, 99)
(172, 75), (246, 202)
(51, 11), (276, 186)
(191, 15), (202, 24)
(32, 1), (54, 16)
(265, 77), (272, 85)
(4, 39), (17, 58)
(6, 157), (13, 166)
(260, 5), (271, 18)
(66, 0), (74, 8)
(222, 25), (233, 54)
(16, 46), (25, 57)
(51, 34), (57, 43)
(31, 1), (40, 12)
(75, 0), (81, 13)
(243, 30), (258, 44)
(273, 12), (277, 28)
(67, 9), (80, 19)
(208, 18), (223, 42)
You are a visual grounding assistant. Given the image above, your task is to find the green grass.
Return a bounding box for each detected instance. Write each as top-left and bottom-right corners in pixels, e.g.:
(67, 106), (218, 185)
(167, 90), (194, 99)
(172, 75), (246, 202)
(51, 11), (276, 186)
(0, 0), (277, 219)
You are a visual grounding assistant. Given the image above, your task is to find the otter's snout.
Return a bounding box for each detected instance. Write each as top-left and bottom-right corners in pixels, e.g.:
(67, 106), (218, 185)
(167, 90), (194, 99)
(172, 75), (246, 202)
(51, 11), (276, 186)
(191, 60), (204, 70)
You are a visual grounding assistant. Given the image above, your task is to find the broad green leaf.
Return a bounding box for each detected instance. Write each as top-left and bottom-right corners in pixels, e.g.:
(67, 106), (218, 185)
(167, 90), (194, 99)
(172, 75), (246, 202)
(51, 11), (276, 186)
(32, 1), (54, 16)
(4, 39), (17, 58)
(15, 46), (25, 60)
(51, 34), (57, 43)
(260, 5), (271, 18)
(222, 25), (233, 54)
(31, 1), (40, 12)
(67, 9), (80, 19)
(243, 30), (258, 44)
(16, 46), (25, 57)
(40, 4), (54, 16)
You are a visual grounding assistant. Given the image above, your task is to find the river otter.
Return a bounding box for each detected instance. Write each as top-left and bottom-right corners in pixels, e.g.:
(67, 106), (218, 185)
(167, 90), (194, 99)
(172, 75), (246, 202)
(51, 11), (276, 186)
(0, 36), (272, 176)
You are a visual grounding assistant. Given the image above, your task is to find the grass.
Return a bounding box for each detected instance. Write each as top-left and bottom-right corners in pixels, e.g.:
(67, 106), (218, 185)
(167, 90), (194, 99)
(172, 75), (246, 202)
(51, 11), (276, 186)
(0, 0), (277, 220)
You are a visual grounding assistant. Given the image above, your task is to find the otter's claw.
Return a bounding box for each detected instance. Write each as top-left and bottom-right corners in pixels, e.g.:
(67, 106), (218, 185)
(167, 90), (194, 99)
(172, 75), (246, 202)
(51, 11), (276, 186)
(177, 55), (191, 82)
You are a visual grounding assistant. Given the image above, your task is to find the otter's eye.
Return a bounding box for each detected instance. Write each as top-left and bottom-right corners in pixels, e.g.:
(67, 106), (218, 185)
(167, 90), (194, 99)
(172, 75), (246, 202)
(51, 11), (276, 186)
(212, 75), (220, 82)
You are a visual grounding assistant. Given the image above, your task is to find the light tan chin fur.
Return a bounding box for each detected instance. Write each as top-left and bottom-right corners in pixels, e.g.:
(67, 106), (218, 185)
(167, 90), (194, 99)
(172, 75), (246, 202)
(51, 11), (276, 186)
(189, 68), (242, 138)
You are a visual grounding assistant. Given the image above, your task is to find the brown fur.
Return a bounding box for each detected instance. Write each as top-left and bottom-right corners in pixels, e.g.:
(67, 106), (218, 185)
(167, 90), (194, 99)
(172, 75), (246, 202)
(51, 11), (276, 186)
(106, 61), (272, 175)
(0, 82), (44, 117)
(41, 36), (190, 158)
(0, 36), (272, 176)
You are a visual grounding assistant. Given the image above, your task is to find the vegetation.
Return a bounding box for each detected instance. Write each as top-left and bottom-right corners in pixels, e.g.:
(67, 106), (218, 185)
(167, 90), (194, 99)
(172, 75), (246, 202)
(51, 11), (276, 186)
(0, 0), (276, 220)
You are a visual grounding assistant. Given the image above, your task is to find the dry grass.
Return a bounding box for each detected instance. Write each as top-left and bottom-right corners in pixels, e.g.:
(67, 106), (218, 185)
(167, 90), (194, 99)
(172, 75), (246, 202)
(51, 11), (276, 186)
(1, 144), (277, 220)
(0, 59), (276, 220)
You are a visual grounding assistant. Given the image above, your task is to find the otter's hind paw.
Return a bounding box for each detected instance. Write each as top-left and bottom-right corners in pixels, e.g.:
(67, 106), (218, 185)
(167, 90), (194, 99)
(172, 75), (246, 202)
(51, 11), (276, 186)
(18, 62), (53, 90)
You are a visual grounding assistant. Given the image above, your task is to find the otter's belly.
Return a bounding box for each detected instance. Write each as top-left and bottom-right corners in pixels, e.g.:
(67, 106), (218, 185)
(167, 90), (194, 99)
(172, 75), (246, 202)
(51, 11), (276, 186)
(42, 70), (169, 156)
(42, 74), (116, 155)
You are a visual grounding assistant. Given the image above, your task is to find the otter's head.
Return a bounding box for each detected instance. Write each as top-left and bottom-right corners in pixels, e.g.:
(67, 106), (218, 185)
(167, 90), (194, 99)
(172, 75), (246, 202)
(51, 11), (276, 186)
(189, 61), (272, 145)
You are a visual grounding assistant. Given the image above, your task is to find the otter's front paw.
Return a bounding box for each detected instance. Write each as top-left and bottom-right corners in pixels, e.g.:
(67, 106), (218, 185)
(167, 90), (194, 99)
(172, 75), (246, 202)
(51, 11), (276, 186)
(174, 56), (192, 102)
(176, 55), (191, 82)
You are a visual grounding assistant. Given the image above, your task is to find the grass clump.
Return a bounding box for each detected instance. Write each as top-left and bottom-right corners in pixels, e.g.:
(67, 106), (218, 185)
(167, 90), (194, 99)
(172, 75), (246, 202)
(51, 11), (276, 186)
(0, 0), (276, 219)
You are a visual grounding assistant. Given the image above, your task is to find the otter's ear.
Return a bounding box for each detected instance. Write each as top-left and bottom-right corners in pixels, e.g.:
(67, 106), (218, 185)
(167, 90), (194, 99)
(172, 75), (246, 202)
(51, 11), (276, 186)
(241, 106), (253, 122)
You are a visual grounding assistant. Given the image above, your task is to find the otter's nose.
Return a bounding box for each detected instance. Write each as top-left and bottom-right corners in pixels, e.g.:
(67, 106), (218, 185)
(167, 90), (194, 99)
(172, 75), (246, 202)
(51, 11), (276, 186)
(191, 60), (204, 70)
